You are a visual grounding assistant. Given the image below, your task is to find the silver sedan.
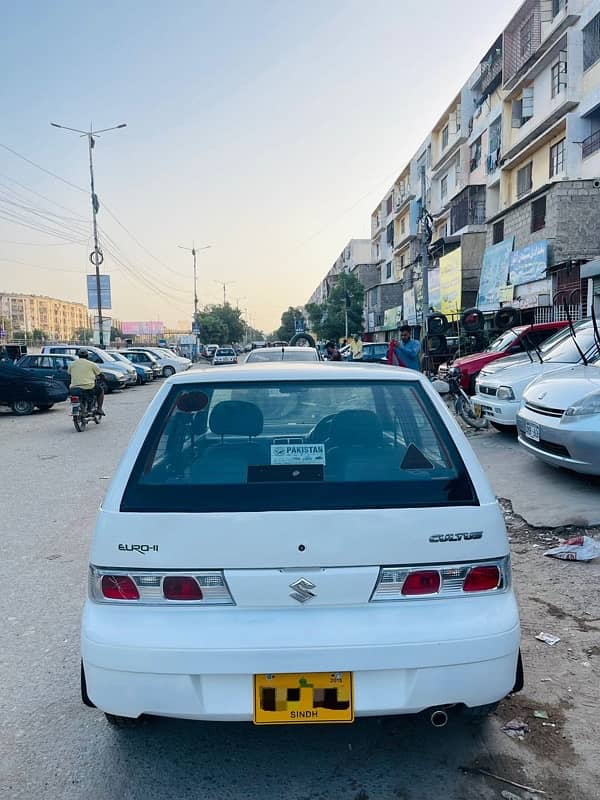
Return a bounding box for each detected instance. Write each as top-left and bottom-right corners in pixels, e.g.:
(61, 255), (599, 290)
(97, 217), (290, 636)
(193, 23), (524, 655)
(517, 358), (600, 475)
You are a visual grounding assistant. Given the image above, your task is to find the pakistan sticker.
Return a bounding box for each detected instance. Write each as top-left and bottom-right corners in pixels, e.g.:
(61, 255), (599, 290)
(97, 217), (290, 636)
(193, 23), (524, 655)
(270, 443), (326, 466)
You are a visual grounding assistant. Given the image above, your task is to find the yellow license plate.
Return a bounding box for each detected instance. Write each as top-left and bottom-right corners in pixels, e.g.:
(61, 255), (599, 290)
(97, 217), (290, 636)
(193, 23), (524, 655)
(254, 672), (354, 725)
(473, 403), (482, 417)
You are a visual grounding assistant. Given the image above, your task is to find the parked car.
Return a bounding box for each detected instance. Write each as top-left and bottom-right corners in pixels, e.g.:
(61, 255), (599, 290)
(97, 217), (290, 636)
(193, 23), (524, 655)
(245, 346), (320, 363)
(125, 347), (190, 377)
(438, 322), (569, 394)
(212, 347), (238, 365)
(205, 344), (219, 359)
(81, 362), (521, 728)
(517, 352), (600, 475)
(42, 345), (137, 386)
(107, 350), (153, 384)
(473, 320), (598, 430)
(16, 353), (127, 393)
(120, 350), (162, 379)
(0, 360), (68, 415)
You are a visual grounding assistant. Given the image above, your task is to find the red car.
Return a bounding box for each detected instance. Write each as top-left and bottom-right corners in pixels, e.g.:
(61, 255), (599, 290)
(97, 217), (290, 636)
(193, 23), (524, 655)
(438, 321), (569, 393)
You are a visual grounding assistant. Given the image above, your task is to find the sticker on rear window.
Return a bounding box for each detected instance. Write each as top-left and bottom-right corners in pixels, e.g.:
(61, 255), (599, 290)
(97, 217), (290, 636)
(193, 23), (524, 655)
(270, 443), (326, 465)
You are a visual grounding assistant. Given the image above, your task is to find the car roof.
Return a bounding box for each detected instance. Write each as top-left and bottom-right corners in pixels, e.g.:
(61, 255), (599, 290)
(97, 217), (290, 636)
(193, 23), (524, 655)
(167, 361), (417, 384)
(253, 346), (317, 353)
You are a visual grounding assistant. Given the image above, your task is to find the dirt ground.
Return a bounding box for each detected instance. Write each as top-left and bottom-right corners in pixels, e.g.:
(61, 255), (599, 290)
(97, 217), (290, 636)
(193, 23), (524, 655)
(465, 498), (600, 800)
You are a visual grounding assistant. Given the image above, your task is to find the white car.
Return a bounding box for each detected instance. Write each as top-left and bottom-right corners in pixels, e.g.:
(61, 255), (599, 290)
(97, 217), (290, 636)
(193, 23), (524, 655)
(81, 363), (521, 727)
(213, 347), (238, 365)
(126, 347), (190, 378)
(473, 320), (597, 429)
(245, 346), (321, 363)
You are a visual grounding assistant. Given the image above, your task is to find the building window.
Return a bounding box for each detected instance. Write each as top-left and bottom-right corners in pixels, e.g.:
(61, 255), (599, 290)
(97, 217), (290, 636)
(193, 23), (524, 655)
(551, 57), (567, 98)
(517, 162), (533, 197)
(400, 255), (405, 268)
(400, 217), (406, 235)
(441, 175), (448, 201)
(531, 196), (546, 232)
(584, 13), (600, 71)
(442, 125), (449, 150)
(552, 0), (566, 17)
(470, 137), (482, 171)
(549, 138), (565, 177)
(375, 243), (380, 259)
(493, 220), (505, 244)
(386, 194), (393, 216)
(511, 87), (534, 128)
(520, 16), (533, 59)
(386, 221), (394, 246)
(385, 261), (392, 280)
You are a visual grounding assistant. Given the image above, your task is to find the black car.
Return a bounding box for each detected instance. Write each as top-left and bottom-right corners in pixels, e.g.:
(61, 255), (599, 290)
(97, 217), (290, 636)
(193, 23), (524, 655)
(16, 354), (127, 393)
(0, 360), (68, 415)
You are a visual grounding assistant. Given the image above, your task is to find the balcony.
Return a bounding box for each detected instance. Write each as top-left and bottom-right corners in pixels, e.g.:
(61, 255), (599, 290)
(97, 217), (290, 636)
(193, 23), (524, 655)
(582, 129), (600, 159)
(450, 186), (486, 234)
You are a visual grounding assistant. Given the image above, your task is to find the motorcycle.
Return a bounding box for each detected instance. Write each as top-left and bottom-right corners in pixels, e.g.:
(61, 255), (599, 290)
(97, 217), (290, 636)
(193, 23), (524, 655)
(433, 366), (488, 430)
(70, 386), (102, 432)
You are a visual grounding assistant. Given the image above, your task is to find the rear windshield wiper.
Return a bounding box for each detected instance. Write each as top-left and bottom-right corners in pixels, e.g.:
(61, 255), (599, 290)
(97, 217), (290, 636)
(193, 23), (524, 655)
(591, 302), (600, 358)
(563, 300), (588, 366)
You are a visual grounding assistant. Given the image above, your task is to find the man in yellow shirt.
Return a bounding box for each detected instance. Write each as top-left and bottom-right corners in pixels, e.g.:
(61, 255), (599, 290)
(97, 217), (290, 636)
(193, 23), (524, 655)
(349, 334), (363, 361)
(68, 349), (105, 415)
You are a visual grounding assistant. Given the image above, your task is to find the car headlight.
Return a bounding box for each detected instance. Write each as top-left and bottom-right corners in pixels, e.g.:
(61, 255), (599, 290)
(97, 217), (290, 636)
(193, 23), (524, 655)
(496, 386), (515, 401)
(563, 390), (600, 418)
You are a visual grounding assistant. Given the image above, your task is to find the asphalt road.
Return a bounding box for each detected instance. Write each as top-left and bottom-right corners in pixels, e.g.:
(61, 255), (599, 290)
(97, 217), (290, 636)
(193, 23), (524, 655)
(0, 373), (597, 800)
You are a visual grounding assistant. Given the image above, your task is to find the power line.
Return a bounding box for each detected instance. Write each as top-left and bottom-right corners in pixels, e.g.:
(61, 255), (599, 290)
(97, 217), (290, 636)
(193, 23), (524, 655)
(0, 256), (83, 274)
(0, 171), (83, 216)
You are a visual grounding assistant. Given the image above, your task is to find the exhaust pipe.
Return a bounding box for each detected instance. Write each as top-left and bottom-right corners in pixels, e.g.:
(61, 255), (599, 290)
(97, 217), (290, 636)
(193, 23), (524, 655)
(430, 709), (449, 728)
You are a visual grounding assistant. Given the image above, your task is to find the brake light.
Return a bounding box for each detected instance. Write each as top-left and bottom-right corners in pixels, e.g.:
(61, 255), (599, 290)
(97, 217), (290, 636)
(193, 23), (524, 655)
(163, 576), (203, 600)
(402, 570), (440, 595)
(463, 565), (500, 592)
(101, 575), (139, 600)
(70, 396), (80, 402)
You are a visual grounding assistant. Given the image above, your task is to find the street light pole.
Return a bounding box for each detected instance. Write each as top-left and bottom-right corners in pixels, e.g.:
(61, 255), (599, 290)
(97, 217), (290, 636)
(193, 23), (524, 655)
(51, 122), (126, 347)
(214, 280), (235, 306)
(178, 243), (211, 319)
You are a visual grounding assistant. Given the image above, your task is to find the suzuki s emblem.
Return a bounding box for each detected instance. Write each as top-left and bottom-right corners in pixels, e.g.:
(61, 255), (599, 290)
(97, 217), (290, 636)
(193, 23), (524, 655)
(289, 578), (316, 604)
(537, 391), (547, 400)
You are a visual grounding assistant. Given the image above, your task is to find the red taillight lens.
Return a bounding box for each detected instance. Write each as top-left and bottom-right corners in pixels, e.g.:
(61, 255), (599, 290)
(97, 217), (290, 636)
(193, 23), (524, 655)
(163, 576), (203, 600)
(463, 565), (500, 592)
(402, 570), (441, 595)
(101, 575), (140, 600)
(70, 396), (80, 402)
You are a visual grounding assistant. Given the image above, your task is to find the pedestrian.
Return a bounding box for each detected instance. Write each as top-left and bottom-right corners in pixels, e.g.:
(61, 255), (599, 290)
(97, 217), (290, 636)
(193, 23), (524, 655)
(391, 325), (421, 371)
(349, 334), (363, 361)
(325, 341), (341, 361)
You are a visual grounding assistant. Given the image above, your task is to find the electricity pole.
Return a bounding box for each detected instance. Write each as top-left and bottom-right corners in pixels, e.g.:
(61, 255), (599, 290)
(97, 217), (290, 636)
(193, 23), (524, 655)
(51, 122), (126, 347)
(178, 243), (211, 319)
(214, 280), (235, 306)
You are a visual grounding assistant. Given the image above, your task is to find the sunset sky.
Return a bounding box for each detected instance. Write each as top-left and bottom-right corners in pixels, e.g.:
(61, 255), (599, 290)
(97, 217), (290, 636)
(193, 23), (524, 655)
(1, 0), (522, 332)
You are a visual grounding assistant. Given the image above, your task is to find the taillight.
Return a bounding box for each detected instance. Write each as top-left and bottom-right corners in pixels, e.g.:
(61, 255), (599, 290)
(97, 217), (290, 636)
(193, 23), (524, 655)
(401, 570), (440, 596)
(70, 396), (80, 402)
(163, 576), (203, 600)
(101, 575), (140, 600)
(463, 565), (500, 592)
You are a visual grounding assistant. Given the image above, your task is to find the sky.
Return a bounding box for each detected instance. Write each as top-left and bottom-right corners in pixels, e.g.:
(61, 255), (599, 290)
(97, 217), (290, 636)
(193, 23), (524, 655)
(0, 0), (523, 333)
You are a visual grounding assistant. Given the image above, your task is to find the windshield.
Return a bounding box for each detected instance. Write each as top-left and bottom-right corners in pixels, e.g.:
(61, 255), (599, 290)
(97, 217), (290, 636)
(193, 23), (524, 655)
(543, 324), (597, 363)
(485, 330), (519, 353)
(247, 349), (318, 362)
(122, 380), (477, 513)
(107, 352), (128, 364)
(217, 349), (235, 355)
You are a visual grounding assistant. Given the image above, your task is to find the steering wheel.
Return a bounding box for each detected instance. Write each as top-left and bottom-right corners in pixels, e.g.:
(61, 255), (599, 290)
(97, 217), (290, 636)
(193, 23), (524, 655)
(306, 413), (336, 443)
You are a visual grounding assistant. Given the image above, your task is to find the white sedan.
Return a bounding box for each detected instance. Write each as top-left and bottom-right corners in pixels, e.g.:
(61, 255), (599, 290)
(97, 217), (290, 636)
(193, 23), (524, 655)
(125, 347), (190, 378)
(81, 363), (521, 728)
(245, 346), (321, 363)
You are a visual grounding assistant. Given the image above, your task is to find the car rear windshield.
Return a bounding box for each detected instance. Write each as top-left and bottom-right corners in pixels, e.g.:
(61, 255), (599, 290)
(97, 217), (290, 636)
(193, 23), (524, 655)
(217, 349), (235, 355)
(121, 380), (477, 513)
(248, 349), (317, 362)
(543, 325), (596, 363)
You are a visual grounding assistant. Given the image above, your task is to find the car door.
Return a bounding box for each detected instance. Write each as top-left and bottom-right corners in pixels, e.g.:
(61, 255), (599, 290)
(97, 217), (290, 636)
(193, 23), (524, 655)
(51, 356), (72, 386)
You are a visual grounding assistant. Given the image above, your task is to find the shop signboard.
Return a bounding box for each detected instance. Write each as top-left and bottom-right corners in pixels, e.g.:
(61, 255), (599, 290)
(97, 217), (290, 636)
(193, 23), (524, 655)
(509, 240), (548, 286)
(478, 237), (515, 311)
(428, 267), (441, 311)
(439, 247), (462, 316)
(403, 289), (417, 324)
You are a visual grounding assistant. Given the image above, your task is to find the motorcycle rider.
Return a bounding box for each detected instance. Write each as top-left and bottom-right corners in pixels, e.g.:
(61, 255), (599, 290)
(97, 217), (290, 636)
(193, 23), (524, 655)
(68, 349), (105, 415)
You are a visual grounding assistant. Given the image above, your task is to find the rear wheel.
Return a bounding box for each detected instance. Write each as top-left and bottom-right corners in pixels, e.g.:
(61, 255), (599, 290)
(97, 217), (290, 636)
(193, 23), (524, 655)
(163, 365), (175, 377)
(12, 399), (35, 415)
(73, 414), (87, 432)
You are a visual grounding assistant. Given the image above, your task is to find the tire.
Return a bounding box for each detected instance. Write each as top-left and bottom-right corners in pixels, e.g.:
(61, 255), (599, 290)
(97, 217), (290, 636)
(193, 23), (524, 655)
(136, 373), (143, 385)
(457, 397), (489, 429)
(494, 306), (519, 331)
(490, 421), (517, 434)
(163, 365), (175, 378)
(36, 404), (54, 411)
(461, 307), (485, 333)
(104, 713), (142, 729)
(12, 399), (35, 416)
(73, 414), (87, 432)
(290, 332), (316, 348)
(426, 313), (448, 335)
(461, 701), (499, 719)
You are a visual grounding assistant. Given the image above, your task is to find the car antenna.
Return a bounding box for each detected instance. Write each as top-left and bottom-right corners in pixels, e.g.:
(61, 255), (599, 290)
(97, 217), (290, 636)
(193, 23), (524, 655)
(563, 300), (588, 365)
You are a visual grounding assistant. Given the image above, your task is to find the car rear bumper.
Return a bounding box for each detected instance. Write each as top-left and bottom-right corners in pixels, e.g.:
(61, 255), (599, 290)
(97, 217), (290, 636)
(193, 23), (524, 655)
(82, 596), (520, 720)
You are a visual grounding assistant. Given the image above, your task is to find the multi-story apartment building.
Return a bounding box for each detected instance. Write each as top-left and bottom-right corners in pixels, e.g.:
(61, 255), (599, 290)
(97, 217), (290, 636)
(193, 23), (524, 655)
(307, 239), (373, 307)
(0, 292), (91, 341)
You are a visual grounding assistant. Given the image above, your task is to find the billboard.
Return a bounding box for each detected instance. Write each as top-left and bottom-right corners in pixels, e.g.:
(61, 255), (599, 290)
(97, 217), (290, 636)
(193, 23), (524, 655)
(86, 274), (112, 310)
(478, 238), (514, 311)
(121, 321), (165, 336)
(509, 240), (548, 286)
(403, 288), (417, 324)
(428, 267), (441, 312)
(439, 247), (462, 316)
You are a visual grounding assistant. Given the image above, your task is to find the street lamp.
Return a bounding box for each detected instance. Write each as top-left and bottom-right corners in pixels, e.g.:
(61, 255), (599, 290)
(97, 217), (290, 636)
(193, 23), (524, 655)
(213, 280), (235, 306)
(177, 243), (211, 319)
(51, 122), (126, 347)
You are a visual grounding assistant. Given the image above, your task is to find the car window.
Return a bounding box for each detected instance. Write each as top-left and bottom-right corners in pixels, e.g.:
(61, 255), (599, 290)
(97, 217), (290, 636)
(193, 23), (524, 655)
(39, 356), (54, 368)
(247, 350), (317, 362)
(122, 380), (477, 513)
(26, 356), (39, 367)
(544, 326), (597, 363)
(485, 330), (519, 353)
(217, 349), (235, 355)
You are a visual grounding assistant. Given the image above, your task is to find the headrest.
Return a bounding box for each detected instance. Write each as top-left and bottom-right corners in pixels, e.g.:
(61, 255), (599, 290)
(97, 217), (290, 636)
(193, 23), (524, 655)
(209, 400), (263, 437)
(329, 409), (383, 447)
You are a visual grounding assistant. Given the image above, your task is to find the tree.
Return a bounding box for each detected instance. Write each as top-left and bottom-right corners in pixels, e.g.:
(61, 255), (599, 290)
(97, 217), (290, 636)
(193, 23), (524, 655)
(196, 304), (245, 345)
(275, 307), (304, 342)
(74, 328), (93, 344)
(111, 326), (124, 341)
(304, 273), (364, 342)
(31, 328), (47, 343)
